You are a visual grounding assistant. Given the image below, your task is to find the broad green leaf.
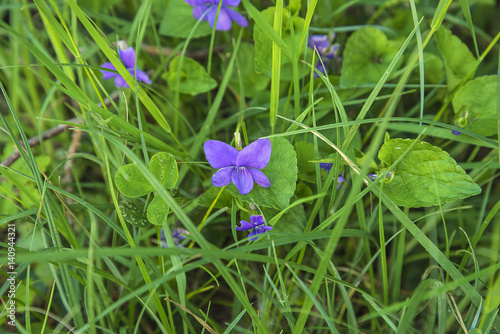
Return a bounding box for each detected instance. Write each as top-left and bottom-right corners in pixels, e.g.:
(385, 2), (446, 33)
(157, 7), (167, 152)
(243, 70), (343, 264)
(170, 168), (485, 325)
(262, 202), (306, 234)
(422, 52), (445, 85)
(147, 195), (170, 226)
(226, 137), (298, 210)
(452, 75), (498, 136)
(164, 56), (217, 95)
(198, 186), (233, 209)
(294, 141), (316, 183)
(149, 152), (178, 189)
(115, 164), (155, 197)
(378, 138), (481, 208)
(229, 43), (270, 97)
(435, 25), (477, 92)
(118, 200), (149, 228)
(159, 0), (213, 38)
(340, 27), (403, 88)
(253, 7), (308, 78)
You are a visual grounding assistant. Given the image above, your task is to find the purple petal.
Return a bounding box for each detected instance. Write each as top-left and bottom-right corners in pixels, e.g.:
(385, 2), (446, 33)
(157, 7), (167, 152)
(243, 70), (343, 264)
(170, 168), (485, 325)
(247, 230), (258, 241)
(207, 7), (232, 31)
(192, 5), (209, 20)
(249, 169), (271, 188)
(319, 162), (332, 172)
(452, 129), (462, 136)
(232, 167), (254, 195)
(236, 138), (271, 169)
(127, 68), (152, 84)
(225, 7), (248, 27)
(261, 226), (273, 231)
(236, 220), (253, 231)
(204, 140), (239, 169)
(314, 61), (327, 78)
(100, 62), (118, 79)
(212, 167), (233, 187)
(185, 0), (211, 5)
(119, 47), (136, 69)
(114, 75), (129, 88)
(223, 0), (241, 6)
(250, 215), (265, 226)
(308, 35), (330, 53)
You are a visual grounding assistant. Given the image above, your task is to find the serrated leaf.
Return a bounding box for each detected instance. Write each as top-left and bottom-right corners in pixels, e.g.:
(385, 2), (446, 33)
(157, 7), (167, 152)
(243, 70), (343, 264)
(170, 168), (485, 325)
(226, 137), (298, 210)
(253, 7), (309, 79)
(147, 195), (170, 226)
(159, 0), (213, 38)
(115, 164), (155, 197)
(118, 200), (149, 228)
(164, 56), (217, 95)
(340, 27), (403, 88)
(435, 25), (477, 92)
(377, 138), (481, 208)
(452, 75), (498, 136)
(149, 152), (178, 189)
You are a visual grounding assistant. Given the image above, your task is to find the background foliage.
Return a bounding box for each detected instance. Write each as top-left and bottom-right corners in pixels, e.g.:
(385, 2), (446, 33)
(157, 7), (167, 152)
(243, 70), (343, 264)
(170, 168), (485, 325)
(0, 0), (499, 333)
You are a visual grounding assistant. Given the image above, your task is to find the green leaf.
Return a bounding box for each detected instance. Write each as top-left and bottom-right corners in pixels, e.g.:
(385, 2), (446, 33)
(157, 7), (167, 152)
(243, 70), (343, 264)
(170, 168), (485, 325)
(164, 56), (217, 95)
(377, 138), (481, 208)
(115, 164), (155, 197)
(198, 186), (233, 209)
(226, 137), (298, 210)
(159, 0), (213, 38)
(149, 152), (178, 189)
(435, 25), (477, 92)
(147, 195), (170, 226)
(262, 202), (306, 234)
(253, 7), (307, 77)
(118, 200), (149, 228)
(422, 52), (445, 85)
(229, 43), (270, 97)
(294, 141), (316, 183)
(340, 27), (403, 88)
(452, 75), (498, 136)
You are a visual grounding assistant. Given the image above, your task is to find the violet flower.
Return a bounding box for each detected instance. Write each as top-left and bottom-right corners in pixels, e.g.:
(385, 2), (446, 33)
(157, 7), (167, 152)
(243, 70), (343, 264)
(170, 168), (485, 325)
(100, 47), (152, 89)
(236, 215), (272, 241)
(185, 0), (248, 31)
(319, 163), (344, 189)
(308, 33), (340, 78)
(204, 138), (271, 195)
(161, 228), (189, 248)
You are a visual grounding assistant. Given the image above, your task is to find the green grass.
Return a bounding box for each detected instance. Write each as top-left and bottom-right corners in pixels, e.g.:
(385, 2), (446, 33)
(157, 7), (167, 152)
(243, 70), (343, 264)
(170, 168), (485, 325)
(1, 0), (500, 333)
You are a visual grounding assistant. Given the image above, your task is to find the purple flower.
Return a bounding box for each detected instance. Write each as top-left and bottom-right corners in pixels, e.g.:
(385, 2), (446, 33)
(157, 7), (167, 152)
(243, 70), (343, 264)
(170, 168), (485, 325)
(204, 138), (271, 195)
(308, 33), (340, 78)
(100, 47), (152, 88)
(161, 228), (189, 248)
(236, 215), (272, 241)
(452, 129), (462, 136)
(320, 162), (333, 173)
(185, 0), (248, 31)
(367, 173), (378, 181)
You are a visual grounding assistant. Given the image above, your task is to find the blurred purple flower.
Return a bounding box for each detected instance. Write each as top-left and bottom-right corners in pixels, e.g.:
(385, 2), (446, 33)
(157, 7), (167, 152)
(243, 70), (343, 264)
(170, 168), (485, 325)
(319, 163), (344, 189)
(452, 129), (462, 136)
(185, 0), (248, 31)
(100, 47), (152, 88)
(161, 228), (189, 248)
(204, 138), (271, 195)
(308, 33), (340, 78)
(236, 215), (272, 241)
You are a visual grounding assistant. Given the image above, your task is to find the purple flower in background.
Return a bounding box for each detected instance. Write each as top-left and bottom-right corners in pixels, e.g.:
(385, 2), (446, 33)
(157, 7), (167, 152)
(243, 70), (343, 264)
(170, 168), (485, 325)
(161, 228), (189, 248)
(100, 47), (152, 88)
(308, 33), (340, 78)
(236, 215), (272, 241)
(204, 138), (271, 195)
(451, 129), (462, 136)
(185, 0), (248, 31)
(319, 163), (345, 189)
(319, 162), (333, 173)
